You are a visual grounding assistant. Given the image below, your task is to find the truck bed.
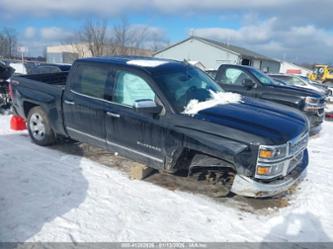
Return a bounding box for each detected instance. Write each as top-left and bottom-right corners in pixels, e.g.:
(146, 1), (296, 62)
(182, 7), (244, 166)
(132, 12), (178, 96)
(11, 72), (69, 137)
(18, 72), (68, 85)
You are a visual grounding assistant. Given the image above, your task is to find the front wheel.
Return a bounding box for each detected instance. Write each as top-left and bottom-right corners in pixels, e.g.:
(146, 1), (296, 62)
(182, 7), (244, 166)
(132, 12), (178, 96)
(190, 167), (235, 198)
(27, 106), (56, 146)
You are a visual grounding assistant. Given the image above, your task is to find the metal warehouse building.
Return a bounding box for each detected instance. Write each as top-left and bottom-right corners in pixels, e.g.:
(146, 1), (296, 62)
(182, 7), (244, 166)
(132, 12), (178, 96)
(154, 36), (280, 73)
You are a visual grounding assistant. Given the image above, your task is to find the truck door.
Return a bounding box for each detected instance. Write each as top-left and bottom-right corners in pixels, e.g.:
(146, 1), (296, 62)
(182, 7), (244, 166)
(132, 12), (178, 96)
(215, 66), (257, 98)
(63, 63), (109, 147)
(104, 68), (165, 168)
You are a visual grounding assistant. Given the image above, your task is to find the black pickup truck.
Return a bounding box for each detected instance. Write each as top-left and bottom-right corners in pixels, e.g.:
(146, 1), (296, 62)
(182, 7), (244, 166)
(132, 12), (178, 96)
(10, 57), (309, 198)
(215, 64), (326, 131)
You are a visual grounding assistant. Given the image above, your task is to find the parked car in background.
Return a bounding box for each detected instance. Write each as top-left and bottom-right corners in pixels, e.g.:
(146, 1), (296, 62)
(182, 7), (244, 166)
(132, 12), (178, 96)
(10, 62), (28, 75)
(205, 69), (217, 79)
(5, 61), (72, 75)
(268, 74), (333, 102)
(29, 63), (71, 74)
(0, 61), (14, 111)
(11, 56), (310, 198)
(215, 64), (326, 132)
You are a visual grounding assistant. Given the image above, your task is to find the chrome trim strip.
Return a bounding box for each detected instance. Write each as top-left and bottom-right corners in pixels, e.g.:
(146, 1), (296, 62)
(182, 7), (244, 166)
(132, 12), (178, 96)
(107, 140), (164, 163)
(64, 100), (75, 105)
(70, 90), (132, 108)
(106, 112), (120, 118)
(67, 127), (105, 143)
(66, 127), (164, 163)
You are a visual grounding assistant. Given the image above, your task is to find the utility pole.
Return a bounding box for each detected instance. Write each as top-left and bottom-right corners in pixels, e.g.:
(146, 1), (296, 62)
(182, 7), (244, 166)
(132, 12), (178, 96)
(18, 46), (27, 63)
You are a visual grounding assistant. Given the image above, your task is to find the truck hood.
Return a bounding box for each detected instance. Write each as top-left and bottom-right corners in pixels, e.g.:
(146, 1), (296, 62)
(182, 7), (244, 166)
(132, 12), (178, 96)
(267, 84), (324, 99)
(193, 96), (309, 145)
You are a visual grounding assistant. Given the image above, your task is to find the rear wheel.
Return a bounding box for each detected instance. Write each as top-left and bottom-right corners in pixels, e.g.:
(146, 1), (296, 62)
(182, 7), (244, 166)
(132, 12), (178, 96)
(27, 106), (56, 146)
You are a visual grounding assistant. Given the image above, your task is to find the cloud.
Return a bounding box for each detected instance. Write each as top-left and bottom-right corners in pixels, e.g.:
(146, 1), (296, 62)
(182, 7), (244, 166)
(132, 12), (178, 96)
(20, 26), (73, 56)
(19, 24), (168, 56)
(4, 0), (332, 62)
(191, 17), (333, 63)
(40, 27), (72, 40)
(23, 27), (37, 39)
(1, 0), (333, 27)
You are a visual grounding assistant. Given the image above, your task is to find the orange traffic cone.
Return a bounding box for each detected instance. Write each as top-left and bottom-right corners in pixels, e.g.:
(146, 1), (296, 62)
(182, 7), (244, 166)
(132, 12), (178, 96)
(10, 115), (27, 131)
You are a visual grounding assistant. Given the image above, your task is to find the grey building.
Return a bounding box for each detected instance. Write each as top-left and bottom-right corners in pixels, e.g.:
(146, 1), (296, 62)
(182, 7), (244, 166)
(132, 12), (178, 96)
(154, 36), (280, 73)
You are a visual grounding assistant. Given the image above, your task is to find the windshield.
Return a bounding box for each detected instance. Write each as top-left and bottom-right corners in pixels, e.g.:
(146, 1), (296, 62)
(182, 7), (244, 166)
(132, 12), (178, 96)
(272, 75), (307, 86)
(153, 66), (223, 113)
(249, 68), (276, 85)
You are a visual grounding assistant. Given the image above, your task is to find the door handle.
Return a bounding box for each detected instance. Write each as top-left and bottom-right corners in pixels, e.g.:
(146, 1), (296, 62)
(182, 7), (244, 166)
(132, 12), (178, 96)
(64, 100), (75, 105)
(106, 112), (120, 118)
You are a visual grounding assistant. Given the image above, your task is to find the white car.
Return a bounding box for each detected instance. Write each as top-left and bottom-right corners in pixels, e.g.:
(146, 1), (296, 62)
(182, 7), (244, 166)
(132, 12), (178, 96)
(9, 62), (28, 75)
(269, 74), (333, 103)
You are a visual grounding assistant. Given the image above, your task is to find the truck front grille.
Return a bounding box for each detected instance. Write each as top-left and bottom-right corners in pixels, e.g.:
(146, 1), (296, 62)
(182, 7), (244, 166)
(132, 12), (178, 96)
(289, 134), (308, 156)
(288, 151), (304, 174)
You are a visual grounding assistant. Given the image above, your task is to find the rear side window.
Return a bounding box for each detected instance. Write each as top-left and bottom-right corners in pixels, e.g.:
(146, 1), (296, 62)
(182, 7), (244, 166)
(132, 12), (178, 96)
(113, 71), (155, 107)
(71, 64), (110, 99)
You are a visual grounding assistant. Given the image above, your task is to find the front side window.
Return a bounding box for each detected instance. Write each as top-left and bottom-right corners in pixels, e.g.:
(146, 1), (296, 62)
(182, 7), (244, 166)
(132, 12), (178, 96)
(72, 64), (109, 99)
(113, 71), (155, 107)
(221, 68), (252, 85)
(249, 68), (275, 85)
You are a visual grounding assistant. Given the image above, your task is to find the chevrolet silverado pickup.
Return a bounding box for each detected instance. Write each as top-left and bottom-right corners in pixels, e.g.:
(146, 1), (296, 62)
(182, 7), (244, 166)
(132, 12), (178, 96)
(10, 57), (310, 198)
(215, 64), (326, 132)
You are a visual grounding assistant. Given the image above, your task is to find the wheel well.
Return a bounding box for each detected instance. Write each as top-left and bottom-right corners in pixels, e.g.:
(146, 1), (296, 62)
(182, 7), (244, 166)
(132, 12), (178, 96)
(174, 149), (236, 175)
(23, 102), (38, 118)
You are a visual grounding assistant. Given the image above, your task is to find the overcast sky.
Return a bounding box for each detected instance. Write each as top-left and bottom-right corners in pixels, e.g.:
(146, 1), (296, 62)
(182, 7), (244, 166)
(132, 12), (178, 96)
(1, 0), (333, 64)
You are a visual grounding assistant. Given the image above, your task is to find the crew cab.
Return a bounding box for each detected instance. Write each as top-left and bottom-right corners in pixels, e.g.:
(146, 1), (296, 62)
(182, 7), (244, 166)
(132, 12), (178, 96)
(10, 57), (310, 198)
(215, 64), (326, 132)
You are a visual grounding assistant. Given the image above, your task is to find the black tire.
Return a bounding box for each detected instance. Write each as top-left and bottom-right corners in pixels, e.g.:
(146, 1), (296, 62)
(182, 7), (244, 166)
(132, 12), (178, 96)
(27, 106), (56, 146)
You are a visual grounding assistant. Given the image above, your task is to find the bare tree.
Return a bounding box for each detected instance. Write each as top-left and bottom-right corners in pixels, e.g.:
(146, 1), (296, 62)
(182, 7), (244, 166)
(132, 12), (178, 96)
(71, 17), (169, 58)
(77, 19), (108, 56)
(112, 17), (132, 55)
(0, 27), (17, 58)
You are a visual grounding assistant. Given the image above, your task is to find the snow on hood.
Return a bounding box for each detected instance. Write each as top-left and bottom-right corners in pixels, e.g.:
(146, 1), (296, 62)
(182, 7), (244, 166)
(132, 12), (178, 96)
(182, 90), (242, 115)
(127, 60), (168, 67)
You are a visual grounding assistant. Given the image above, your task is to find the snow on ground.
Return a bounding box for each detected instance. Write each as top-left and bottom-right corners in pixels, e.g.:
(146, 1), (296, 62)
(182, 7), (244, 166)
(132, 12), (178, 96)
(326, 103), (333, 113)
(0, 114), (333, 242)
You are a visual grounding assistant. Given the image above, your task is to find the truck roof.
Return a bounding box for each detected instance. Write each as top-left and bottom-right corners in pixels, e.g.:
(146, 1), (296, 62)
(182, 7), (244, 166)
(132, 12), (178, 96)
(77, 56), (184, 74)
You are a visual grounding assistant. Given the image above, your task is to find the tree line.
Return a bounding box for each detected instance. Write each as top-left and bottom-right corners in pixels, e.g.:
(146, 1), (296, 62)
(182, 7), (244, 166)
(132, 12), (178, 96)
(0, 28), (17, 58)
(69, 18), (169, 57)
(0, 17), (169, 60)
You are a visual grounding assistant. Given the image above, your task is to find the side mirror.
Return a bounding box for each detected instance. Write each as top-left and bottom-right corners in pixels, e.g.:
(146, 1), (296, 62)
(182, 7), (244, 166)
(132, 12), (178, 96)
(242, 79), (256, 89)
(133, 99), (162, 114)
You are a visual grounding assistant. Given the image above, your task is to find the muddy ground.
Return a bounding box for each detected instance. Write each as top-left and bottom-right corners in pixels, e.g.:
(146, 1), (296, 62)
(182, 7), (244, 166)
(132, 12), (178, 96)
(49, 141), (296, 214)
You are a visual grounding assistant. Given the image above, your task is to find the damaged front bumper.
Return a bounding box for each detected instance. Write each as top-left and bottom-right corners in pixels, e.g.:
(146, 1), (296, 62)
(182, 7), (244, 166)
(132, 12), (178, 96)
(231, 150), (308, 198)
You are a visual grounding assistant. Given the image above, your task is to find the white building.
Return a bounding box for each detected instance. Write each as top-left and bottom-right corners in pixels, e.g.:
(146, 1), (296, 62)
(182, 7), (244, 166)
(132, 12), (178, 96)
(154, 36), (281, 73)
(46, 43), (152, 64)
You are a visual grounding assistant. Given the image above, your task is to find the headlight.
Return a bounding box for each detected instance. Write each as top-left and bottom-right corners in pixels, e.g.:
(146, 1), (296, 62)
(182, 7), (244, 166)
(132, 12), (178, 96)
(256, 162), (286, 179)
(258, 144), (287, 160)
(256, 144), (288, 179)
(305, 96), (319, 105)
(304, 97), (322, 111)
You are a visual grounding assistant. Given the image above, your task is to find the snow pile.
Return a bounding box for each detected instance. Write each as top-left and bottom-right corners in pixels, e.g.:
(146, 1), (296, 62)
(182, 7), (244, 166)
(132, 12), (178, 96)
(326, 103), (333, 113)
(182, 90), (242, 115)
(1, 114), (333, 242)
(127, 60), (168, 67)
